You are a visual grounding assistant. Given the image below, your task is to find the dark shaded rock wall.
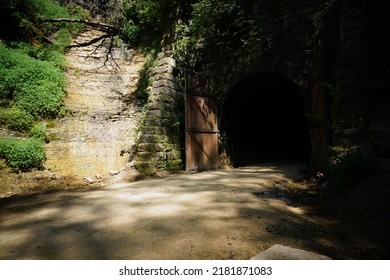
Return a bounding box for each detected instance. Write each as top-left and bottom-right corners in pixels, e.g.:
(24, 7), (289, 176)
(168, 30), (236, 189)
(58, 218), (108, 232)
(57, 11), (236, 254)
(197, 0), (390, 162)
(135, 0), (390, 173)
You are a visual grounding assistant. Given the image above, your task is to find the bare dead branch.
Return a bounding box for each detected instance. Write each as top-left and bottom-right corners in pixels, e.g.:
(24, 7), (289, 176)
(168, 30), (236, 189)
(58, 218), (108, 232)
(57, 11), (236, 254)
(40, 18), (118, 34)
(67, 33), (110, 49)
(101, 36), (121, 72)
(42, 17), (123, 71)
(85, 37), (107, 60)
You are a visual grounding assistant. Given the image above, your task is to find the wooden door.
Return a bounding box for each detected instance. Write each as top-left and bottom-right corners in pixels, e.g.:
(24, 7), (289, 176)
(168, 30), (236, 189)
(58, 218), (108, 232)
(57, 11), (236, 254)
(185, 70), (219, 172)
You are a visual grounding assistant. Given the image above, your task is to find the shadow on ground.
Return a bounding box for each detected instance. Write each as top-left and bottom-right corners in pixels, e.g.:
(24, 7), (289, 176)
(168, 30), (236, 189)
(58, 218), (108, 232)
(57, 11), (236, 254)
(1, 163), (387, 259)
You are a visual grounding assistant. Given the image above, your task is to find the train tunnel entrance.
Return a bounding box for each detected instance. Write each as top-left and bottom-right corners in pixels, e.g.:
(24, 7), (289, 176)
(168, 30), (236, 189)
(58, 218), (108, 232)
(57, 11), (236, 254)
(222, 73), (311, 167)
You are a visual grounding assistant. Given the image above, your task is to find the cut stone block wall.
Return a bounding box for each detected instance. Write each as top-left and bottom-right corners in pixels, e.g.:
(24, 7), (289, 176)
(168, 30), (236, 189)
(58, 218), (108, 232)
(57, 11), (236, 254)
(134, 54), (184, 175)
(133, 0), (390, 174)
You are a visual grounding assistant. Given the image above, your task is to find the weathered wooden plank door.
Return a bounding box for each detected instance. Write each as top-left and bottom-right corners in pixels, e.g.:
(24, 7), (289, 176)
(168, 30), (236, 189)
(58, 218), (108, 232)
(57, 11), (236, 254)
(185, 70), (219, 172)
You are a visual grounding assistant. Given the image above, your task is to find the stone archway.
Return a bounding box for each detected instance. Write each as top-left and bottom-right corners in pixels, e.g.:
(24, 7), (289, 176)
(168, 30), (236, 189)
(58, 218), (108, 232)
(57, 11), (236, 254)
(222, 73), (311, 167)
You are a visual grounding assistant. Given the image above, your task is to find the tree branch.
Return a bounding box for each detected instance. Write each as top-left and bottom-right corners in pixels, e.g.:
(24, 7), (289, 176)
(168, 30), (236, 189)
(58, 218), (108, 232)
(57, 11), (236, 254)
(101, 36), (121, 71)
(42, 18), (122, 71)
(40, 18), (119, 34)
(67, 33), (110, 49)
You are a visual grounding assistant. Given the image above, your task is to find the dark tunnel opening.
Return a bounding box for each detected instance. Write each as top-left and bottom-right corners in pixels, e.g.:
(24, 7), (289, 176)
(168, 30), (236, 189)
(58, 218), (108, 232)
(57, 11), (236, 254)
(222, 73), (311, 167)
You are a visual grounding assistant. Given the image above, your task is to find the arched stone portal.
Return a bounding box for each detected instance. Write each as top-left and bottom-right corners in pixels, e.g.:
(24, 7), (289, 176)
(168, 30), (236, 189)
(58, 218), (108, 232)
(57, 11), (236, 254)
(222, 73), (311, 167)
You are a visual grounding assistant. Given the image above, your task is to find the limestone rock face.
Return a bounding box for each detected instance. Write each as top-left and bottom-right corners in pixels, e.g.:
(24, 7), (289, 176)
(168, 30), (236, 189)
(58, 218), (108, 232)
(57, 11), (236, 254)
(250, 244), (331, 260)
(45, 29), (145, 177)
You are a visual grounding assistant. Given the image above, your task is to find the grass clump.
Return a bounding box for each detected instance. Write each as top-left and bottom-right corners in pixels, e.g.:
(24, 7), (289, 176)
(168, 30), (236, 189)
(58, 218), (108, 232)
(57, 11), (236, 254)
(0, 138), (46, 172)
(0, 107), (34, 133)
(29, 123), (49, 143)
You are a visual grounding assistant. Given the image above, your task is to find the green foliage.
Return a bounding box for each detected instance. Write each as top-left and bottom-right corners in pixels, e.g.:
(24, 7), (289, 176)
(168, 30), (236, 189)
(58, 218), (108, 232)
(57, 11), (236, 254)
(191, 0), (247, 45)
(171, 111), (185, 130)
(3, 0), (69, 38)
(327, 147), (380, 190)
(0, 0), (89, 174)
(121, 0), (194, 48)
(29, 123), (49, 143)
(173, 0), (262, 65)
(16, 82), (66, 119)
(158, 158), (183, 172)
(2, 0), (87, 55)
(0, 138), (46, 172)
(63, 1), (90, 19)
(124, 0), (191, 29)
(123, 21), (143, 46)
(0, 107), (34, 132)
(134, 161), (156, 176)
(133, 51), (158, 103)
(8, 41), (65, 69)
(120, 0), (262, 64)
(0, 44), (66, 123)
(60, 0), (127, 27)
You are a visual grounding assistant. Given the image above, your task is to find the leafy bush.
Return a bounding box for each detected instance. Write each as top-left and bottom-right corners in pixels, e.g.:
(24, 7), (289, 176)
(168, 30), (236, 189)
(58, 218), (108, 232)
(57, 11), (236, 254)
(133, 51), (158, 103)
(15, 82), (65, 119)
(0, 138), (46, 172)
(29, 123), (49, 143)
(0, 107), (34, 132)
(7, 40), (67, 69)
(0, 0), (89, 173)
(0, 44), (66, 124)
(63, 2), (90, 19)
(0, 108), (8, 125)
(60, 0), (125, 26)
(121, 0), (194, 46)
(327, 147), (380, 190)
(173, 0), (263, 65)
(123, 21), (143, 46)
(5, 0), (79, 34)
(190, 0), (249, 46)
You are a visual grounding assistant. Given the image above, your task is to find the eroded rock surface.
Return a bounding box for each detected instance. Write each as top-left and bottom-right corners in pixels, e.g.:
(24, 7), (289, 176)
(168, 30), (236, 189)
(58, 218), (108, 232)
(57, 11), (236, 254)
(45, 29), (145, 178)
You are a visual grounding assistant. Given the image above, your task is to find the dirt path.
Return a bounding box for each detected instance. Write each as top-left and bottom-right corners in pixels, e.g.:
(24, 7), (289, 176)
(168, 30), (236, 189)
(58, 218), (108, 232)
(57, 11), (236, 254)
(0, 162), (343, 260)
